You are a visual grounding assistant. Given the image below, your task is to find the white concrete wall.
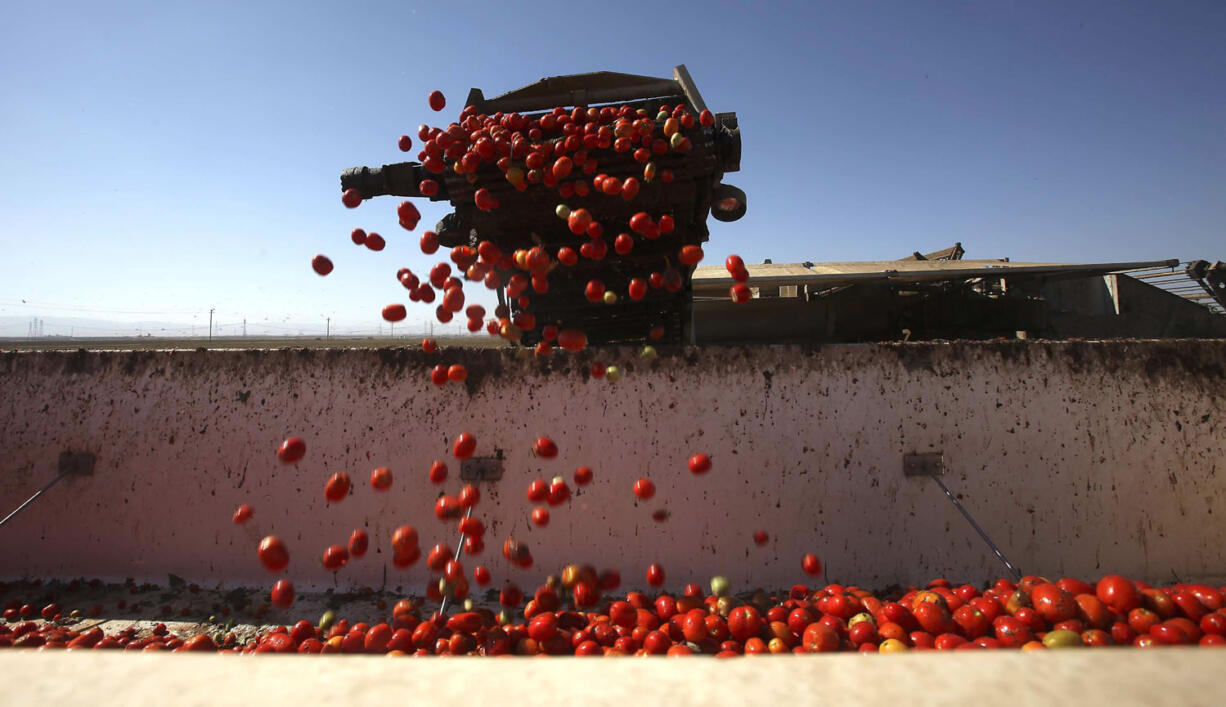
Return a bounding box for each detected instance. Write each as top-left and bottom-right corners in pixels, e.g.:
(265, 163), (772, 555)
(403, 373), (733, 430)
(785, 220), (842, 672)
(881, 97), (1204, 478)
(1, 341), (1223, 593)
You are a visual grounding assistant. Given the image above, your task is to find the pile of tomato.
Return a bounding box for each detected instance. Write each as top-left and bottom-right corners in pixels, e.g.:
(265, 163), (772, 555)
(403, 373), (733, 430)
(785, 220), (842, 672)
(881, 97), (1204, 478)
(2, 573), (1224, 654)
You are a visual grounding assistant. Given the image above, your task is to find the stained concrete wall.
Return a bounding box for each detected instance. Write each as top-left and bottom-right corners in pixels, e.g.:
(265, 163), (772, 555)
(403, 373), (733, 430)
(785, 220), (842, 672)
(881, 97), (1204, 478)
(1, 341), (1223, 592)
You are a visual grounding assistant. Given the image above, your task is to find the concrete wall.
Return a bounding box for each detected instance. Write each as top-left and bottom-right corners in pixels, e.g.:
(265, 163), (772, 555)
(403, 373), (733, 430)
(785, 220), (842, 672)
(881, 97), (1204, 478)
(1, 341), (1224, 593)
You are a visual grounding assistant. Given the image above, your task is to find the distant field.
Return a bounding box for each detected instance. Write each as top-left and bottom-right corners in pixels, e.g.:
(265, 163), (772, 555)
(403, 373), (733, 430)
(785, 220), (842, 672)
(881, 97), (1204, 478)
(0, 336), (509, 352)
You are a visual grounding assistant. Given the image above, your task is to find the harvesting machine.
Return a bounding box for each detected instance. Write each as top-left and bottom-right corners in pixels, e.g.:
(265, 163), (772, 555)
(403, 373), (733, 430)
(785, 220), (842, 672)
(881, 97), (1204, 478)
(340, 65), (745, 345)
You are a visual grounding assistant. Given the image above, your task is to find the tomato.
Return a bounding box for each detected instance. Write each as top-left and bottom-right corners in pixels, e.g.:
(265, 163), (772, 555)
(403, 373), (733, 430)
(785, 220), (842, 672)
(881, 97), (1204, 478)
(390, 525), (418, 556)
(992, 616), (1034, 648)
(678, 245), (704, 266)
(270, 579), (294, 609)
(526, 479), (548, 502)
(633, 478), (655, 500)
(365, 233), (386, 251)
(547, 478), (570, 505)
(310, 254), (334, 276)
(1096, 574), (1140, 613)
(369, 466), (392, 491)
(913, 601), (955, 635)
(688, 453), (712, 475)
(1150, 621), (1192, 645)
(801, 553), (823, 576)
(728, 606), (763, 642)
(427, 459), (447, 484)
(447, 364), (467, 383)
(458, 483), (480, 508)
(1072, 593), (1110, 629)
(348, 529), (369, 557)
(382, 304), (406, 322)
(323, 472), (350, 502)
(257, 536), (289, 572)
(232, 504), (254, 524)
(341, 188), (362, 208)
(420, 231), (440, 255)
(531, 507), (550, 527)
(646, 563), (666, 587)
(1030, 583), (1077, 624)
(428, 90), (446, 111)
(573, 466), (593, 485)
(533, 436), (558, 458)
(1201, 611), (1226, 637)
(276, 437), (306, 464)
(321, 544), (349, 570)
(452, 432), (477, 459)
(435, 495), (462, 521)
(1171, 591), (1209, 622)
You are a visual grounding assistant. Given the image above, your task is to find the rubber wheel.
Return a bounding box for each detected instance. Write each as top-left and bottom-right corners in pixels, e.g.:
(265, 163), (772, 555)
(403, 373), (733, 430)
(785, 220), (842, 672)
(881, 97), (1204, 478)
(710, 184), (747, 223)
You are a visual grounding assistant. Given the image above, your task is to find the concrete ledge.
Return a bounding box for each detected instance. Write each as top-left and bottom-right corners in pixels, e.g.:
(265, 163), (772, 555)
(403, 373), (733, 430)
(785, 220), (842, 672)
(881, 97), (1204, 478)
(2, 649), (1224, 706)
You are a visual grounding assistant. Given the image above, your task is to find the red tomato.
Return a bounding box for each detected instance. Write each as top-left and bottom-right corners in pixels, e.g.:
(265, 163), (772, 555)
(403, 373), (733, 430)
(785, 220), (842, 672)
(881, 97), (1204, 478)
(447, 364), (467, 383)
(458, 483), (479, 508)
(473, 566), (491, 586)
(633, 478), (655, 500)
(1096, 575), (1140, 613)
(526, 479), (548, 502)
(365, 233), (386, 251)
(390, 525), (418, 554)
(420, 231), (439, 254)
(678, 245), (704, 266)
(753, 530), (769, 546)
(429, 364), (448, 386)
(531, 507), (550, 527)
(533, 436), (558, 458)
(321, 544), (349, 571)
(311, 255), (334, 276)
(257, 536), (289, 572)
(427, 459), (447, 484)
(1031, 583), (1077, 624)
(688, 453), (712, 475)
(801, 553), (823, 576)
(573, 466), (593, 485)
(435, 495), (462, 521)
(341, 188), (362, 208)
(369, 466), (392, 491)
(270, 579), (294, 609)
(232, 504), (254, 524)
(646, 563), (665, 587)
(428, 90), (445, 111)
(348, 529), (369, 558)
(276, 437), (306, 464)
(323, 472), (350, 502)
(452, 432), (476, 459)
(382, 304), (406, 322)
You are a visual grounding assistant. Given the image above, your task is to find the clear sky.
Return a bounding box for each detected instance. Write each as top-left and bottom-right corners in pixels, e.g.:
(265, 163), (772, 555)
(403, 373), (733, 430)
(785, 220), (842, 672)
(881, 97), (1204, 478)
(2, 0), (1223, 336)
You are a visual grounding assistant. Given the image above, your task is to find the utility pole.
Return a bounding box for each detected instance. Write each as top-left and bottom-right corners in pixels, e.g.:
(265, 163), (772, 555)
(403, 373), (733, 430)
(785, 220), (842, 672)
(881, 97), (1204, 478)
(326, 317), (330, 341)
(208, 308), (215, 340)
(242, 319), (247, 337)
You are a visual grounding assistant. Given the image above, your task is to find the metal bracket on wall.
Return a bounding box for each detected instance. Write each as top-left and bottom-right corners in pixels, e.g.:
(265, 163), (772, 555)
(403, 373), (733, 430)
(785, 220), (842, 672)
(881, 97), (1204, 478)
(460, 455), (504, 482)
(904, 451), (1022, 581)
(903, 452), (944, 477)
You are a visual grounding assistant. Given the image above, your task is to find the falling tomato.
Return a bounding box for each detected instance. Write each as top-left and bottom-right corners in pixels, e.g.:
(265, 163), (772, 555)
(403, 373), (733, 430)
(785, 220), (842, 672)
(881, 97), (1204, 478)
(277, 437), (306, 464)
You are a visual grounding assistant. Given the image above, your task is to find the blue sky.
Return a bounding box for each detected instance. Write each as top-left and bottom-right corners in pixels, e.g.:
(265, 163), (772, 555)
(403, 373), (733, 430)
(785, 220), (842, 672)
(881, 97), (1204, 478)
(2, 0), (1223, 336)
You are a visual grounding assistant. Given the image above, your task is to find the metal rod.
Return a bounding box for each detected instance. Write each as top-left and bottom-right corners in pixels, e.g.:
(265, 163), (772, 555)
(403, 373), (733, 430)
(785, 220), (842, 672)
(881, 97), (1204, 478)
(0, 471), (71, 528)
(438, 504), (475, 616)
(927, 475), (1022, 581)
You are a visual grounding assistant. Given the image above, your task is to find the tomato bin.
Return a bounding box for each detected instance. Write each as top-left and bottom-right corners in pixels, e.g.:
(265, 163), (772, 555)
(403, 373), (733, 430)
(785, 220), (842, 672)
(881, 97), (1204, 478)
(2, 68), (1226, 703)
(340, 65), (745, 346)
